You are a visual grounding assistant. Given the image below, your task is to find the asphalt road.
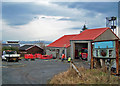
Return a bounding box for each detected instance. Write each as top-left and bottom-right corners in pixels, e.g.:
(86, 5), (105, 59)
(2, 59), (70, 84)
(2, 59), (90, 84)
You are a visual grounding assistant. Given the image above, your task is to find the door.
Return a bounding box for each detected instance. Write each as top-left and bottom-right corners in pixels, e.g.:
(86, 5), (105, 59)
(75, 50), (79, 59)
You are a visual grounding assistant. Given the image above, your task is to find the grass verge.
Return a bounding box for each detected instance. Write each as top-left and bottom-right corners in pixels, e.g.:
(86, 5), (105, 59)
(49, 67), (119, 84)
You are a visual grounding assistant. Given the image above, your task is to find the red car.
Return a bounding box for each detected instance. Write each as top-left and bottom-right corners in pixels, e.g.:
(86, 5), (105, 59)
(81, 48), (88, 60)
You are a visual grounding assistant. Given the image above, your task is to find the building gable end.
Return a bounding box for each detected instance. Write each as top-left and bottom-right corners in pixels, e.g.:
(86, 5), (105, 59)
(94, 29), (119, 41)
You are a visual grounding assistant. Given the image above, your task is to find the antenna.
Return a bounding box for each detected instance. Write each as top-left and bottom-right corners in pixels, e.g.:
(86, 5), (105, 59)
(84, 20), (87, 25)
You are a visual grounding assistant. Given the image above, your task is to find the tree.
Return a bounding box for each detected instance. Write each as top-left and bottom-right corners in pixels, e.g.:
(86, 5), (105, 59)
(38, 42), (46, 55)
(2, 46), (19, 53)
(82, 24), (87, 31)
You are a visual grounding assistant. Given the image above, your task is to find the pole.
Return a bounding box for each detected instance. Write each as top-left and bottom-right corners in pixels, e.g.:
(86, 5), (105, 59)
(91, 42), (94, 69)
(116, 40), (119, 74)
(113, 20), (114, 32)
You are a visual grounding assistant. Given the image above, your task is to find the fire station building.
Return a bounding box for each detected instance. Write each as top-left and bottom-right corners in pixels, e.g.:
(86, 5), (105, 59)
(47, 27), (119, 61)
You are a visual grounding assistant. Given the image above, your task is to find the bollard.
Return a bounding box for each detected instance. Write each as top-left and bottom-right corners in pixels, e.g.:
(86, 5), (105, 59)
(70, 61), (82, 77)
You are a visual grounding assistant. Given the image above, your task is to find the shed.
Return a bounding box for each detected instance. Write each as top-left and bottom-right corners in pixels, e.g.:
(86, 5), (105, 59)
(19, 45), (43, 57)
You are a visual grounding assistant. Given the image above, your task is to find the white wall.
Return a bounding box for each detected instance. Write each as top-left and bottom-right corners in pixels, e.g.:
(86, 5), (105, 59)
(46, 47), (69, 59)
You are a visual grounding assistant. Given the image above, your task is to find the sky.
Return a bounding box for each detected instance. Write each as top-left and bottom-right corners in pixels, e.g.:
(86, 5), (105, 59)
(1, 0), (119, 42)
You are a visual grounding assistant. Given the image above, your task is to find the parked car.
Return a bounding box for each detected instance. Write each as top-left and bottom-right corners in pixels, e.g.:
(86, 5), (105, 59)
(2, 50), (20, 62)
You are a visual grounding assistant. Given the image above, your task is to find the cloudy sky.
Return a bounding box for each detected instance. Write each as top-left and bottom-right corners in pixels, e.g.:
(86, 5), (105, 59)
(1, 0), (119, 42)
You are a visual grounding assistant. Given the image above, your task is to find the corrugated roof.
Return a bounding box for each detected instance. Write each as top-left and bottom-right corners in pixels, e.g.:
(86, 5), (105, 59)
(71, 27), (110, 41)
(47, 27), (119, 48)
(47, 34), (77, 48)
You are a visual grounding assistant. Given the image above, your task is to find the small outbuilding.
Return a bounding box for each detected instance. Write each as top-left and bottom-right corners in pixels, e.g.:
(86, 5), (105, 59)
(19, 45), (43, 57)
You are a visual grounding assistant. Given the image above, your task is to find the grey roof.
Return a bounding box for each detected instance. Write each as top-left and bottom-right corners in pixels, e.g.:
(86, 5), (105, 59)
(19, 45), (43, 51)
(19, 45), (33, 50)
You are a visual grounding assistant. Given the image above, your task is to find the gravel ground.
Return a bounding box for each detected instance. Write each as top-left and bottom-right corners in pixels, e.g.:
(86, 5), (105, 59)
(2, 59), (90, 84)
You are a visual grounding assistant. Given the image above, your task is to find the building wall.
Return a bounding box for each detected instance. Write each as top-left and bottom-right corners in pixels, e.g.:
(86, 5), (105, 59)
(46, 47), (70, 59)
(70, 41), (75, 59)
(58, 48), (61, 56)
(46, 48), (60, 58)
(88, 42), (91, 61)
(27, 46), (43, 54)
(94, 29), (118, 41)
(19, 50), (27, 57)
(46, 47), (61, 58)
(67, 47), (71, 58)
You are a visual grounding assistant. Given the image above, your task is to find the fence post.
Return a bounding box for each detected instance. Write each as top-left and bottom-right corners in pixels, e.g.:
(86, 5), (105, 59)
(70, 61), (82, 77)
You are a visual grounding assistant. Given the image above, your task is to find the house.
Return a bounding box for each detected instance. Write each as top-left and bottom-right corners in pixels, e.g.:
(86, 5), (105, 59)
(46, 34), (77, 59)
(47, 27), (119, 61)
(19, 45), (43, 57)
(2, 40), (20, 48)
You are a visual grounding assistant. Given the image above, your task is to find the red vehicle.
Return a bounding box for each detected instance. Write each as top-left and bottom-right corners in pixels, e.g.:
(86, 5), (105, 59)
(81, 48), (88, 60)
